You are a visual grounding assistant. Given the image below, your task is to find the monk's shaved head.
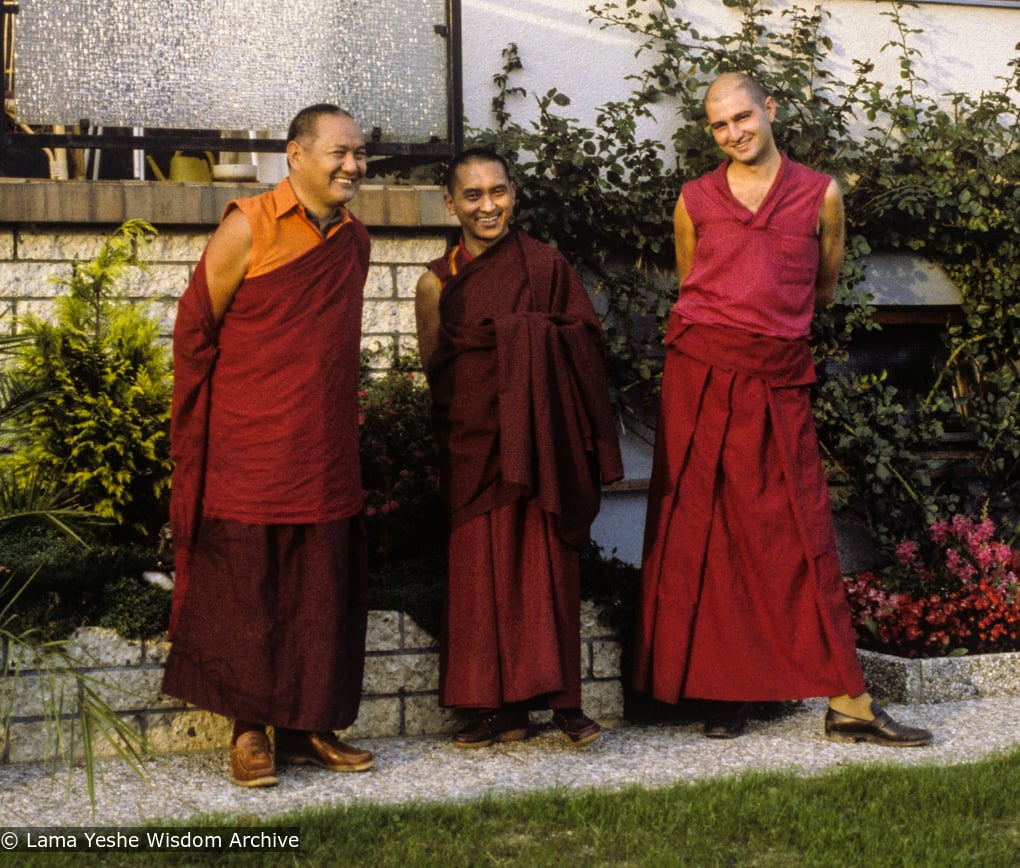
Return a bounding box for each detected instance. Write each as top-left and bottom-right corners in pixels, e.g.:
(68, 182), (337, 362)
(705, 72), (769, 111)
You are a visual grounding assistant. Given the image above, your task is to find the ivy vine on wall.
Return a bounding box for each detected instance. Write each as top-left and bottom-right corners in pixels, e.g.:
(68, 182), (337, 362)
(459, 0), (1020, 556)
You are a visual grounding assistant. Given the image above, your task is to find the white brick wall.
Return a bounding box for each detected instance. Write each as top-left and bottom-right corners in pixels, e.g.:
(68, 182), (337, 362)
(0, 225), (449, 357)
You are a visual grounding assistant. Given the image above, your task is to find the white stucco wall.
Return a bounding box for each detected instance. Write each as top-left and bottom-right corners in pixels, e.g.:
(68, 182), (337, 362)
(460, 0), (1020, 134)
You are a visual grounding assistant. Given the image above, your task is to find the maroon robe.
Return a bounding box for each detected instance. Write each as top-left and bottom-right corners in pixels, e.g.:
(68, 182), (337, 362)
(427, 231), (623, 708)
(168, 223), (367, 633)
(634, 317), (867, 702)
(163, 217), (370, 730)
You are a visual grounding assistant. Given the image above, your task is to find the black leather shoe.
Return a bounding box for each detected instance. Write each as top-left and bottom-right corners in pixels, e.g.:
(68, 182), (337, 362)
(552, 710), (602, 747)
(452, 709), (529, 748)
(825, 700), (932, 747)
(704, 702), (751, 739)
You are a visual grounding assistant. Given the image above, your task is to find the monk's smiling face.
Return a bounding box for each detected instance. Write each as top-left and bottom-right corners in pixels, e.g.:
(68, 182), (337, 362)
(444, 157), (516, 257)
(705, 74), (777, 168)
(287, 113), (367, 221)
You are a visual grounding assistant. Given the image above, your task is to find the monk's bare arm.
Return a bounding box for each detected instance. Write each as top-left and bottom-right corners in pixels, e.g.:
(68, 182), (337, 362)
(203, 208), (252, 324)
(415, 270), (442, 370)
(815, 178), (846, 310)
(673, 193), (697, 292)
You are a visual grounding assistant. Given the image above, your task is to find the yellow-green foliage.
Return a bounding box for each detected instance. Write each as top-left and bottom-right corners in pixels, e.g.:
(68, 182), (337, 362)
(2, 220), (172, 536)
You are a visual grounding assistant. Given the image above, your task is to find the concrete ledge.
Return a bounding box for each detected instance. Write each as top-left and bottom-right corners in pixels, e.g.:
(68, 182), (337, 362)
(860, 648), (1020, 703)
(0, 602), (623, 763)
(0, 180), (457, 229)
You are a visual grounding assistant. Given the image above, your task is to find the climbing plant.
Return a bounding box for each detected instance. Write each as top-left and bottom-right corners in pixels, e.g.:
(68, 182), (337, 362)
(463, 0), (1020, 552)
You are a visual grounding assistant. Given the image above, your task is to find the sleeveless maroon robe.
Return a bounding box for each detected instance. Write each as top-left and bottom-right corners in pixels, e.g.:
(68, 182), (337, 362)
(634, 156), (867, 703)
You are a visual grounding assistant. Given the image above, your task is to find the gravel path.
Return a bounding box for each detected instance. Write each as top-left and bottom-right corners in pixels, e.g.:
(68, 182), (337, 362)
(1, 696), (1017, 828)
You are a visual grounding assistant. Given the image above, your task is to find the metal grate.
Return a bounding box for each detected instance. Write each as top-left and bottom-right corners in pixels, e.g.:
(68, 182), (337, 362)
(3, 0), (462, 161)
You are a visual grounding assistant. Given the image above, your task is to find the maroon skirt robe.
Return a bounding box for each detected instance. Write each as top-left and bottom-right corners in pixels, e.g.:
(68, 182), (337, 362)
(634, 318), (866, 703)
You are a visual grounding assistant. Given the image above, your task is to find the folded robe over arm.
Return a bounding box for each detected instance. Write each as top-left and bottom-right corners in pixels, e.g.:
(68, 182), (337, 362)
(426, 231), (623, 709)
(428, 232), (624, 543)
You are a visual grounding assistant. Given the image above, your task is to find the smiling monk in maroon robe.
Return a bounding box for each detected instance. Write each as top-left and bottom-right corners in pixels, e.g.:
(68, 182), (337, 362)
(416, 149), (623, 748)
(163, 106), (377, 788)
(634, 73), (932, 747)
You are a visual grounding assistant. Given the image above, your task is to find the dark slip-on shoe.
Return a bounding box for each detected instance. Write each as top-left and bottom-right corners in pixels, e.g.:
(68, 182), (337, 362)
(552, 710), (602, 748)
(704, 702), (751, 739)
(452, 709), (529, 748)
(825, 701), (933, 747)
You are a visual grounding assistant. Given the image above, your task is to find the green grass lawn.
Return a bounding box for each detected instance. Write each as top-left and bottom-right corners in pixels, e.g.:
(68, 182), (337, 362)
(9, 746), (1020, 867)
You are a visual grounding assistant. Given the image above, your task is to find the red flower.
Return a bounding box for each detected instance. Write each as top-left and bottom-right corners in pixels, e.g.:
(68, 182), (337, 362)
(844, 513), (1020, 657)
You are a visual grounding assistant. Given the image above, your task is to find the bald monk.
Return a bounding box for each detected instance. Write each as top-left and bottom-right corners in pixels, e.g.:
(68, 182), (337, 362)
(635, 73), (932, 747)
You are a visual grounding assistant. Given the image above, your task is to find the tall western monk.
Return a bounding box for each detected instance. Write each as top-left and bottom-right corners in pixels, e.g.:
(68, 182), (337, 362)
(415, 148), (624, 748)
(163, 105), (376, 787)
(635, 73), (932, 746)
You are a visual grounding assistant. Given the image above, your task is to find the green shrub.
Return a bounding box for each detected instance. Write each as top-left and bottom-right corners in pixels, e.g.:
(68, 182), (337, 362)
(0, 523), (168, 640)
(359, 353), (446, 567)
(353, 353), (447, 636)
(1, 220), (173, 539)
(580, 542), (642, 647)
(368, 552), (446, 639)
(96, 571), (172, 640)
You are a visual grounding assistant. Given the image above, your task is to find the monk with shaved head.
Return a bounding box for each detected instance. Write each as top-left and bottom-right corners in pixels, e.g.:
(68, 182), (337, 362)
(634, 73), (933, 747)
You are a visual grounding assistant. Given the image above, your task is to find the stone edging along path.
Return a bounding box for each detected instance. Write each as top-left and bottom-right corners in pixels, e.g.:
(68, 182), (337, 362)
(858, 647), (1020, 704)
(5, 609), (1019, 765)
(0, 602), (624, 764)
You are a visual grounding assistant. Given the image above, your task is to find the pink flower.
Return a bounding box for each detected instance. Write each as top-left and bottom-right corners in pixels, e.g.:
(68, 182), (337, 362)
(974, 544), (997, 571)
(970, 518), (996, 546)
(896, 540), (918, 565)
(846, 513), (1020, 657)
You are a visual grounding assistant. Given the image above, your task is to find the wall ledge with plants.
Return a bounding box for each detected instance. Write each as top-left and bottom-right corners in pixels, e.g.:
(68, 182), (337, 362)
(1, 602), (626, 764)
(0, 179), (457, 229)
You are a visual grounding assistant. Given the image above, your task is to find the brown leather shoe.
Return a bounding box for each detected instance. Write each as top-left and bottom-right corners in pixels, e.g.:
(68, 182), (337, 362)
(452, 709), (529, 748)
(230, 729), (279, 788)
(552, 710), (602, 747)
(825, 700), (933, 747)
(276, 730), (375, 772)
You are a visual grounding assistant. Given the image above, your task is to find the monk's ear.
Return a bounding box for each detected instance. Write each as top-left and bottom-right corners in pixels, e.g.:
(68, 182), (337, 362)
(443, 191), (457, 216)
(286, 140), (302, 172)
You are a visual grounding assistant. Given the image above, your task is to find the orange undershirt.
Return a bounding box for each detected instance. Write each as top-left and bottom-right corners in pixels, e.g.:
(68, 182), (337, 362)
(229, 177), (352, 279)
